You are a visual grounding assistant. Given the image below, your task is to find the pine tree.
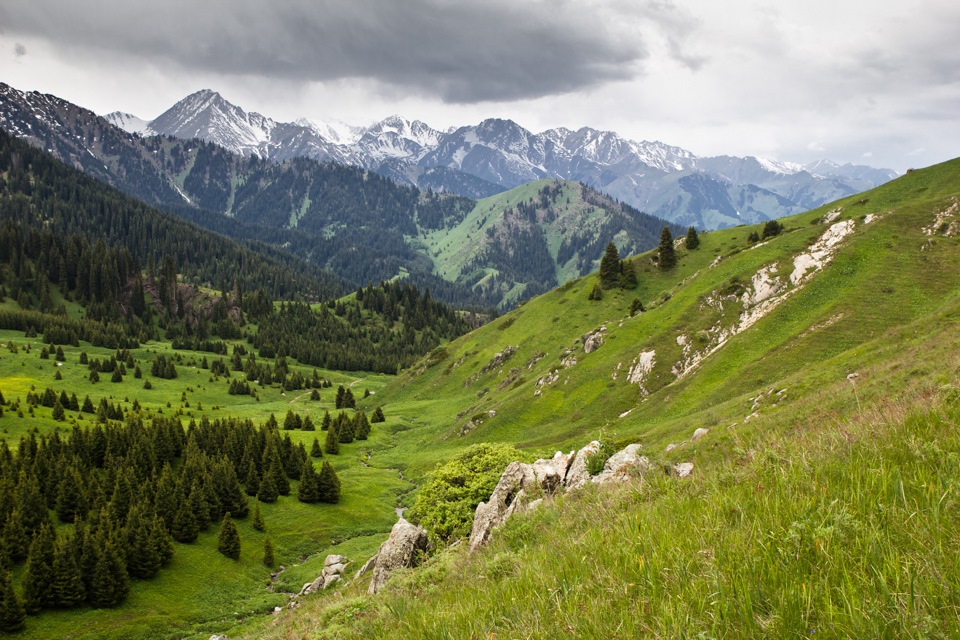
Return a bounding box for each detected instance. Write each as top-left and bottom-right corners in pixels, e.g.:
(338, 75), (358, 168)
(50, 535), (85, 608)
(371, 406), (385, 423)
(22, 522), (56, 613)
(355, 411), (371, 440)
(658, 226), (677, 270)
(263, 536), (276, 568)
(598, 242), (621, 289)
(55, 466), (86, 523)
(88, 537), (129, 608)
(297, 460), (320, 503)
(216, 513), (241, 560)
(0, 571), (25, 633)
(324, 423), (340, 455)
(335, 385), (345, 409)
(685, 226), (700, 249)
(619, 260), (638, 289)
(257, 473), (278, 503)
(252, 503), (265, 532)
(317, 462), (341, 504)
(588, 283), (603, 301)
(321, 410), (331, 431)
(310, 438), (323, 458)
(171, 484), (201, 543)
(344, 388), (356, 409)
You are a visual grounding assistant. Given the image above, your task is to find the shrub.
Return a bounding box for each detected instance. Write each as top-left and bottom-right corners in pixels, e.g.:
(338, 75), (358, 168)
(409, 443), (527, 544)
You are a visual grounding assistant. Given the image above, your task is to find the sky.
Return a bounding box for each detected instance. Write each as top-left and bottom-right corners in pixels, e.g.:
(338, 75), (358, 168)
(2, 0), (958, 173)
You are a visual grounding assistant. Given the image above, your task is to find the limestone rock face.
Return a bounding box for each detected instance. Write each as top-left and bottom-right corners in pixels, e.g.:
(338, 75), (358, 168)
(367, 518), (429, 594)
(563, 440), (600, 490)
(468, 451), (574, 552)
(592, 444), (652, 485)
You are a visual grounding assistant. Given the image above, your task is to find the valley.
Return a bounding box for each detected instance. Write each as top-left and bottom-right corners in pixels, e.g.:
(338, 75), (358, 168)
(0, 83), (957, 640)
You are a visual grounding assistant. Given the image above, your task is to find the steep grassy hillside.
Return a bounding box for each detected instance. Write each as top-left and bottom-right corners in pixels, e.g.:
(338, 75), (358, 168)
(223, 158), (960, 638)
(415, 179), (683, 308)
(367, 159), (960, 476)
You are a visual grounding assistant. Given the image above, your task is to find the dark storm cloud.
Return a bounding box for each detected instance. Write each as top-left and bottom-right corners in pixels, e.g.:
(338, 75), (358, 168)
(0, 0), (699, 103)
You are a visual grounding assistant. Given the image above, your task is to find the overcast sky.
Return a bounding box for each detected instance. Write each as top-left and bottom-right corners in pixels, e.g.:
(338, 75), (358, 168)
(2, 0), (957, 172)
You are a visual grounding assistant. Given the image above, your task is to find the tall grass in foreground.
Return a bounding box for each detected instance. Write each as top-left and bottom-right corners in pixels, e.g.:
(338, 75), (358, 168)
(259, 393), (960, 639)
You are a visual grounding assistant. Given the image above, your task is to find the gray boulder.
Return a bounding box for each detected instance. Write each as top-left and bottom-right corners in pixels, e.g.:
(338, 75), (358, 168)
(298, 554), (352, 596)
(692, 427), (709, 441)
(368, 518), (429, 594)
(592, 444), (652, 485)
(563, 440), (600, 490)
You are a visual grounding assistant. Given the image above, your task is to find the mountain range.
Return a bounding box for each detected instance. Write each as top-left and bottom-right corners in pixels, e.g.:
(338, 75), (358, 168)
(106, 89), (898, 229)
(0, 82), (677, 309)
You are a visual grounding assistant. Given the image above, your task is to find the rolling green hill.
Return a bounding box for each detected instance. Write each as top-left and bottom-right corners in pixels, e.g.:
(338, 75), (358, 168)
(414, 179), (682, 308)
(231, 158), (960, 638)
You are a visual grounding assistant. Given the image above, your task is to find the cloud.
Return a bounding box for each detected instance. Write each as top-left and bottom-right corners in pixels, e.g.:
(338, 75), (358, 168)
(0, 0), (703, 103)
(13, 42), (25, 57)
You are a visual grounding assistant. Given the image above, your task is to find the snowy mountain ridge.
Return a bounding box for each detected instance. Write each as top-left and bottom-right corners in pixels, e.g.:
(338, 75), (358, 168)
(92, 87), (900, 228)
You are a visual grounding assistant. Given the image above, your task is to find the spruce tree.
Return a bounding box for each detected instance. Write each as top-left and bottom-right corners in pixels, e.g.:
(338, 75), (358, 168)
(252, 503), (265, 532)
(0, 571), (25, 633)
(619, 260), (638, 289)
(22, 522), (56, 613)
(310, 438), (323, 458)
(257, 473), (278, 503)
(216, 513), (241, 560)
(297, 460), (320, 503)
(335, 385), (345, 409)
(344, 388), (356, 409)
(658, 226), (677, 270)
(317, 462), (341, 504)
(598, 242), (621, 289)
(88, 537), (129, 608)
(50, 535), (85, 608)
(685, 226), (700, 249)
(355, 411), (371, 440)
(263, 536), (276, 568)
(321, 410), (331, 431)
(371, 407), (385, 423)
(171, 485), (201, 543)
(324, 423), (340, 455)
(55, 466), (86, 523)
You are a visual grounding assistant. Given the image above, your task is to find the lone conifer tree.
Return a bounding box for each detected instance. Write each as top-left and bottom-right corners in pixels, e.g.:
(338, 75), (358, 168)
(263, 536), (276, 568)
(598, 242), (621, 289)
(658, 227), (677, 270)
(685, 226), (700, 249)
(252, 503), (266, 532)
(217, 513), (241, 560)
(310, 438), (323, 458)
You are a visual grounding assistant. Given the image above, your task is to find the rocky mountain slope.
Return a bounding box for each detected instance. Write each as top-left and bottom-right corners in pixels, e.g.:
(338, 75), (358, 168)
(110, 89), (898, 229)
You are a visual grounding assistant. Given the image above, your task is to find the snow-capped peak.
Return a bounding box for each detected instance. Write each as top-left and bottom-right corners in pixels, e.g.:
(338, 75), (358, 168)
(755, 156), (805, 175)
(104, 112), (151, 135)
(294, 117), (363, 145)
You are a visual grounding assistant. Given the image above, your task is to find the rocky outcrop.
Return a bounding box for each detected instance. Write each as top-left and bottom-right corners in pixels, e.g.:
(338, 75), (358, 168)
(563, 441), (600, 491)
(582, 327), (606, 354)
(299, 554), (351, 596)
(468, 451), (574, 552)
(367, 518), (429, 594)
(469, 441), (673, 551)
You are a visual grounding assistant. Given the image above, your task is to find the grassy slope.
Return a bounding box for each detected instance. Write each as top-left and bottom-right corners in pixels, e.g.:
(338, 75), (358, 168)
(364, 159), (960, 481)
(227, 158), (960, 637)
